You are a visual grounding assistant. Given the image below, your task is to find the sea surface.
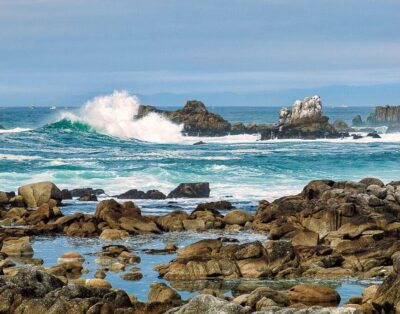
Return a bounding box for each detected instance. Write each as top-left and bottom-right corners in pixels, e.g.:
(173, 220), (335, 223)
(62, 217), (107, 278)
(0, 95), (398, 303)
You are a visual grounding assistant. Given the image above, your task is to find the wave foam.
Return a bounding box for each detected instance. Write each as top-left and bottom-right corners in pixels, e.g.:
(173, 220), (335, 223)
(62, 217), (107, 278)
(59, 91), (184, 143)
(0, 128), (31, 134)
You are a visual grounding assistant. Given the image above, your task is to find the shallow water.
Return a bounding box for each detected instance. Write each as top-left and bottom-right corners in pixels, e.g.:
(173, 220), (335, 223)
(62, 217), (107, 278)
(25, 200), (380, 304)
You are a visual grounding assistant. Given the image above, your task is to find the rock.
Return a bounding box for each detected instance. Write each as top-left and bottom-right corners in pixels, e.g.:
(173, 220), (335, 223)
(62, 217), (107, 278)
(279, 96), (322, 124)
(78, 194), (98, 201)
(223, 210), (253, 226)
(0, 267), (133, 313)
(148, 282), (181, 303)
(117, 189), (166, 199)
(261, 96), (342, 140)
(165, 294), (247, 314)
(0, 191), (8, 205)
(359, 177), (384, 187)
(367, 131), (381, 138)
(18, 181), (62, 207)
(168, 182), (210, 198)
(58, 252), (85, 264)
(165, 243), (178, 251)
(247, 287), (290, 308)
(94, 199), (141, 229)
(193, 141), (206, 145)
(85, 278), (112, 289)
(100, 229), (129, 240)
(157, 210), (190, 232)
(288, 284), (341, 305)
(138, 100), (232, 136)
(234, 241), (264, 260)
(352, 115), (364, 127)
(70, 188), (105, 197)
(120, 216), (161, 234)
(366, 105), (400, 130)
(61, 189), (72, 200)
(195, 200), (234, 212)
(121, 271), (143, 281)
(1, 236), (33, 256)
(366, 185), (387, 199)
(291, 230), (319, 247)
(333, 120), (351, 132)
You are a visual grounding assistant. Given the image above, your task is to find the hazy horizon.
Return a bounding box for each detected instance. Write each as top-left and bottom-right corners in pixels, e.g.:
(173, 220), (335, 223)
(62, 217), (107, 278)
(1, 0), (399, 106)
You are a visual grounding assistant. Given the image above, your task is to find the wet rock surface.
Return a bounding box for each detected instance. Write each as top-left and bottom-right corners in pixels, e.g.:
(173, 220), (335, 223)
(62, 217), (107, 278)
(2, 179), (400, 312)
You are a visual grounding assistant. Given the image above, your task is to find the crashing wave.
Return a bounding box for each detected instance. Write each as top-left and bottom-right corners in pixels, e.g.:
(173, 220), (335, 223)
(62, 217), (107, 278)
(57, 91), (185, 143)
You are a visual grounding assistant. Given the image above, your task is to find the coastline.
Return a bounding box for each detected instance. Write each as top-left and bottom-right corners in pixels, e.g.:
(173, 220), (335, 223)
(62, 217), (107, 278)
(1, 178), (400, 313)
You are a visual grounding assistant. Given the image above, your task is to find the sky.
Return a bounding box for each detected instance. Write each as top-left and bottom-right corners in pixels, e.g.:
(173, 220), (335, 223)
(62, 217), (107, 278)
(0, 0), (399, 106)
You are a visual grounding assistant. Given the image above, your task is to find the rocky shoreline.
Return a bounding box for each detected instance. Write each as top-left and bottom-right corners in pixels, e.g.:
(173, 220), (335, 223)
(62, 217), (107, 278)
(1, 178), (400, 313)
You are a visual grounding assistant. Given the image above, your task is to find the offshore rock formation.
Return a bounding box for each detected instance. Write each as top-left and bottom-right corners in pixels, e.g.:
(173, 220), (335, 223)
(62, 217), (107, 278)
(137, 100), (232, 136)
(261, 96), (344, 140)
(367, 105), (400, 130)
(352, 105), (400, 131)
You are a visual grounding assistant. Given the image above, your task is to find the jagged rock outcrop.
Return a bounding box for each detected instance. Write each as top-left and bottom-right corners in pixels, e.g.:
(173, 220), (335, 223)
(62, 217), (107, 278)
(252, 177), (400, 279)
(137, 100), (232, 136)
(366, 105), (400, 130)
(261, 96), (345, 140)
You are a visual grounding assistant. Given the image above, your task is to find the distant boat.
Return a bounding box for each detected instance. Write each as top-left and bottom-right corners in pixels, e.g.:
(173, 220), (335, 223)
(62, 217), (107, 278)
(49, 106), (57, 110)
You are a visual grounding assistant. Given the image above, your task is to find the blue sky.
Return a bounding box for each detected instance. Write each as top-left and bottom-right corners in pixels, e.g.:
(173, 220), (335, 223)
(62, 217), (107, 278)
(0, 0), (399, 106)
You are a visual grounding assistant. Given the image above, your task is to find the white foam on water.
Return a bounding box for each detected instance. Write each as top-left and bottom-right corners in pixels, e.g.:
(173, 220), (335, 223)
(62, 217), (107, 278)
(0, 127), (31, 134)
(59, 90), (185, 144)
(0, 154), (41, 161)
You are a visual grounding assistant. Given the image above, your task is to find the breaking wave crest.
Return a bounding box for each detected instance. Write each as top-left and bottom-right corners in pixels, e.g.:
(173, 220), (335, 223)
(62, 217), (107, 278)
(57, 91), (185, 143)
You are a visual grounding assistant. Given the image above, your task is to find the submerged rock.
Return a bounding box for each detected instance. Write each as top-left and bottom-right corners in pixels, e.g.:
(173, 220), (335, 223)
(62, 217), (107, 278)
(167, 182), (210, 198)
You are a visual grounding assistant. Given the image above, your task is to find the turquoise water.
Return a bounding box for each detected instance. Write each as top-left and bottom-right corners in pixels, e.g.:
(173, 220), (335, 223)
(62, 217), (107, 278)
(0, 104), (394, 302)
(1, 106), (399, 201)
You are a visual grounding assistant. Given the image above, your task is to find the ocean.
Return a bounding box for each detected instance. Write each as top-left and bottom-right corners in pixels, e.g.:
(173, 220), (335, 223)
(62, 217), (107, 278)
(0, 94), (398, 302)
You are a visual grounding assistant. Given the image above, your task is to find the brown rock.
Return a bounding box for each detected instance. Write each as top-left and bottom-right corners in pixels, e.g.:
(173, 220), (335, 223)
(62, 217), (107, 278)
(1, 236), (33, 256)
(223, 210), (253, 226)
(288, 284), (340, 305)
(148, 282), (181, 303)
(291, 230), (319, 247)
(18, 181), (62, 208)
(99, 229), (129, 240)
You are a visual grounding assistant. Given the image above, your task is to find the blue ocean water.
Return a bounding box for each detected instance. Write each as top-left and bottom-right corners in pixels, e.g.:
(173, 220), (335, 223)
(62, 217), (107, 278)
(0, 103), (395, 303)
(0, 105), (399, 201)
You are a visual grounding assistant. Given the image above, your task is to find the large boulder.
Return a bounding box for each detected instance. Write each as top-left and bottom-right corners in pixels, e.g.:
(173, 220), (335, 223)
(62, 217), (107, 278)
(168, 183), (210, 198)
(18, 182), (62, 207)
(94, 199), (141, 228)
(287, 284), (341, 306)
(223, 210), (253, 226)
(1, 236), (33, 256)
